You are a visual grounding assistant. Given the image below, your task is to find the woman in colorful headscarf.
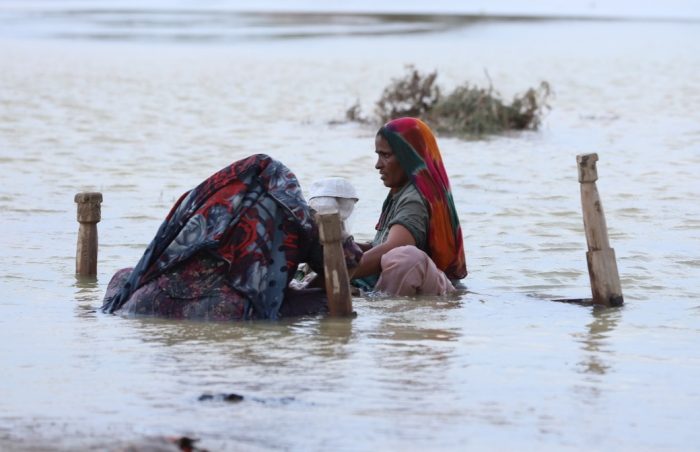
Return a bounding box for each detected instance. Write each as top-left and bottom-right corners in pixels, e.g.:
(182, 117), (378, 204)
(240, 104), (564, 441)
(352, 117), (467, 295)
(102, 154), (361, 321)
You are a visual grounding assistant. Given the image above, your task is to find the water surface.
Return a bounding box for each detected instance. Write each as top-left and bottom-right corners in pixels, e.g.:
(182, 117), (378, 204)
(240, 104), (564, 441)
(1, 4), (699, 451)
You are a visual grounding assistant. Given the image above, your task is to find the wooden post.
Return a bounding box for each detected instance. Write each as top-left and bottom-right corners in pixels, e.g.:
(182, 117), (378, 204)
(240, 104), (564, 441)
(75, 192), (102, 277)
(316, 212), (353, 317)
(577, 154), (623, 307)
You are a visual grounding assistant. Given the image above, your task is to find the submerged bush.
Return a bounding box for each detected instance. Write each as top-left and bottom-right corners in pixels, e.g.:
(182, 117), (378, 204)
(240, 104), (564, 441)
(429, 80), (551, 136)
(374, 67), (440, 123)
(346, 66), (551, 138)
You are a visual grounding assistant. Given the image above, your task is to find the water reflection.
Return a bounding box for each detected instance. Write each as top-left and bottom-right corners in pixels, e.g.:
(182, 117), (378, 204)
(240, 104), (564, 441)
(127, 316), (295, 345)
(95, 312), (363, 404)
(116, 312), (359, 375)
(314, 316), (354, 359)
(577, 306), (621, 376)
(365, 297), (462, 398)
(73, 274), (101, 319)
(366, 297), (462, 338)
(316, 316), (354, 342)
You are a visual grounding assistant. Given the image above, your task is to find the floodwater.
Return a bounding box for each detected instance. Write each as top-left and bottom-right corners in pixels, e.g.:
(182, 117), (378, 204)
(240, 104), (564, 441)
(1, 3), (699, 451)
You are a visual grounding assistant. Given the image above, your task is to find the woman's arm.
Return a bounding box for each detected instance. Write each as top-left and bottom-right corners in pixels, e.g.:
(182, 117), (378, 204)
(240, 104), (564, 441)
(350, 224), (415, 278)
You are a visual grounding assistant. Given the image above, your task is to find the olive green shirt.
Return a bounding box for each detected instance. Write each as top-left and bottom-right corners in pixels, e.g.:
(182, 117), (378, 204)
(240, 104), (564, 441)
(372, 183), (429, 252)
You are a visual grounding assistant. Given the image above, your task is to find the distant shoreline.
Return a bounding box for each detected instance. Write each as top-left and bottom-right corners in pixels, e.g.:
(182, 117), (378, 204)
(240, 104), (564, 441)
(1, 5), (696, 44)
(1, 4), (699, 24)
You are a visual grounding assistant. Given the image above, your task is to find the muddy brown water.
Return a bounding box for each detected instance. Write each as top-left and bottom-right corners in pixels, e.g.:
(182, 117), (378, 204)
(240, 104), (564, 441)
(1, 5), (699, 451)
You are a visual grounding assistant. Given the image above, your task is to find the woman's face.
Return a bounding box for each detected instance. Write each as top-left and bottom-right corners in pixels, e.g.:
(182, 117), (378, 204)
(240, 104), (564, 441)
(375, 134), (408, 193)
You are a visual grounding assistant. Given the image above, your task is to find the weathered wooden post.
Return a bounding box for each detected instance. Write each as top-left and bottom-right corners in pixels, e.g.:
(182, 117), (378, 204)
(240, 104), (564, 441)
(577, 154), (623, 307)
(316, 211), (354, 317)
(75, 192), (102, 277)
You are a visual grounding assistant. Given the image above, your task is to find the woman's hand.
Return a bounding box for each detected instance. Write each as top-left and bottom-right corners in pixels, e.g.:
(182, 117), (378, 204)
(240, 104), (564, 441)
(350, 224), (415, 278)
(357, 241), (374, 252)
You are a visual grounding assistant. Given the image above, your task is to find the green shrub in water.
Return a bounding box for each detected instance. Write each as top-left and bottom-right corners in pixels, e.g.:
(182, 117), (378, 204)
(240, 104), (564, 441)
(347, 66), (551, 138)
(374, 68), (440, 122)
(429, 80), (551, 136)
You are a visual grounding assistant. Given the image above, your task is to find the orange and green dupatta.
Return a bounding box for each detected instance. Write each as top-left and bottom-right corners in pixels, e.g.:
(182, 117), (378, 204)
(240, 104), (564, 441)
(378, 117), (468, 280)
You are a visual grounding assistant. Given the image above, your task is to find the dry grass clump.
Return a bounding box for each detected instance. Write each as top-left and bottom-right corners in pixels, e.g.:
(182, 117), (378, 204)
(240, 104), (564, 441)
(346, 66), (551, 138)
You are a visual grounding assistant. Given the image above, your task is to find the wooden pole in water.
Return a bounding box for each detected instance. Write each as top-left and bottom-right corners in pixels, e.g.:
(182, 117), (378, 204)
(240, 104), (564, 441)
(75, 192), (103, 277)
(316, 211), (353, 317)
(577, 154), (624, 307)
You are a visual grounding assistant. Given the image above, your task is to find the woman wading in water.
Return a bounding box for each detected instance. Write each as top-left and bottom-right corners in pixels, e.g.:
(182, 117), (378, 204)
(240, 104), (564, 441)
(352, 117), (467, 295)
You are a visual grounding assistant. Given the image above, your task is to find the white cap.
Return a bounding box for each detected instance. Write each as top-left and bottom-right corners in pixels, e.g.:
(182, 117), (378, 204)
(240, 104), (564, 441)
(308, 177), (358, 202)
(308, 177), (359, 223)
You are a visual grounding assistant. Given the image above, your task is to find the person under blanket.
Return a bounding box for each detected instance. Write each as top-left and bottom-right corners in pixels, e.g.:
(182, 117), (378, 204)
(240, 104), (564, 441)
(102, 154), (362, 320)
